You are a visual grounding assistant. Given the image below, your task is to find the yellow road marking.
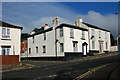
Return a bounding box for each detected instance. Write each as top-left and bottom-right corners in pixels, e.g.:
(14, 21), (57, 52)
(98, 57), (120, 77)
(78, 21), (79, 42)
(73, 63), (111, 80)
(25, 63), (36, 68)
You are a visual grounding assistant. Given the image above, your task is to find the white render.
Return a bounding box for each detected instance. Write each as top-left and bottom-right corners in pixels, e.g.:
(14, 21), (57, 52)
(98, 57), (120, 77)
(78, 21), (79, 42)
(27, 17), (111, 58)
(0, 24), (22, 61)
(87, 26), (111, 54)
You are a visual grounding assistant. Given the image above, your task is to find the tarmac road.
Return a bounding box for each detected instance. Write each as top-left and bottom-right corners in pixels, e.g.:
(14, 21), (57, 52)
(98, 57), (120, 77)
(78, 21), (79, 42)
(2, 53), (120, 80)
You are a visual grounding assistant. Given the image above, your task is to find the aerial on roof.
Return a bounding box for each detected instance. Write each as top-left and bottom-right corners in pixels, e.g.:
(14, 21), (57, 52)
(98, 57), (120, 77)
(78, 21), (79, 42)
(0, 21), (23, 30)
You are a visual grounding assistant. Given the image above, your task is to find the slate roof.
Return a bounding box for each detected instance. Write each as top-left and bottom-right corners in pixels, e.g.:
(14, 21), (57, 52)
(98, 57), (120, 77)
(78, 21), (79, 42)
(0, 21), (23, 30)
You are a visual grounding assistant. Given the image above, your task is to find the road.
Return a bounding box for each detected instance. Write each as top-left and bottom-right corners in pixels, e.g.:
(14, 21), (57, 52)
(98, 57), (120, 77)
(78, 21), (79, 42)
(2, 54), (120, 80)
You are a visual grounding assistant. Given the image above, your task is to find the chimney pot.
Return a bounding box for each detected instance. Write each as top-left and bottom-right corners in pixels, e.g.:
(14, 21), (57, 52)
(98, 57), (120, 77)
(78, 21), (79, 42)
(45, 24), (48, 26)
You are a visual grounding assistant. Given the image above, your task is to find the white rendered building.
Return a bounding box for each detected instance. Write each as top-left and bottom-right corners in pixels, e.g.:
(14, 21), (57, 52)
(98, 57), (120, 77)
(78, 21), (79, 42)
(27, 17), (110, 60)
(0, 21), (23, 64)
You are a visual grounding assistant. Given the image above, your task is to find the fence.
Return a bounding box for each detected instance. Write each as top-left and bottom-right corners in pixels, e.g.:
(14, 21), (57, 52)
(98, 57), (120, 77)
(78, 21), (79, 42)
(0, 55), (19, 65)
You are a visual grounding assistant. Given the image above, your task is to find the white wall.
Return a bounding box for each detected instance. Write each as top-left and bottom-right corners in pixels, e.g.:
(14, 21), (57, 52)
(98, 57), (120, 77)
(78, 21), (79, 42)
(63, 27), (89, 53)
(0, 26), (21, 56)
(28, 30), (57, 57)
(89, 27), (111, 52)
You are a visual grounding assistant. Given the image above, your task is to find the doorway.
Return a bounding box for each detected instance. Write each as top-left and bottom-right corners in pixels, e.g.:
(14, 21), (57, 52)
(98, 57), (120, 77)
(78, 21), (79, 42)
(73, 41), (78, 52)
(82, 42), (88, 56)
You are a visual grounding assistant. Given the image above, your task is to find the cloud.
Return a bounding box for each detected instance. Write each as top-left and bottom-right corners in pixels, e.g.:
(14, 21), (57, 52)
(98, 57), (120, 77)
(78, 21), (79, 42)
(33, 11), (116, 37)
(77, 11), (116, 37)
(33, 16), (73, 28)
(2, 2), (117, 38)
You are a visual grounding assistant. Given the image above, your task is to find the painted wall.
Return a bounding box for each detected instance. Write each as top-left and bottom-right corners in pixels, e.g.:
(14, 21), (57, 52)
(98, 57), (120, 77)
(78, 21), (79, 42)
(63, 27), (89, 53)
(88, 27), (111, 52)
(0, 26), (21, 56)
(27, 30), (56, 57)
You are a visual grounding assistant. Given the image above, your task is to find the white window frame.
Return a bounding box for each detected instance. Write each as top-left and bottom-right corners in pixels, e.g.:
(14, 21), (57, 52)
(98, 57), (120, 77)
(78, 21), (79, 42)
(2, 47), (10, 55)
(91, 29), (94, 37)
(82, 31), (85, 39)
(70, 28), (74, 38)
(44, 33), (46, 40)
(43, 46), (46, 53)
(36, 46), (38, 53)
(60, 28), (63, 37)
(60, 43), (64, 53)
(2, 28), (10, 39)
(106, 42), (108, 50)
(105, 32), (108, 39)
(99, 31), (101, 38)
(92, 41), (95, 49)
(29, 48), (31, 54)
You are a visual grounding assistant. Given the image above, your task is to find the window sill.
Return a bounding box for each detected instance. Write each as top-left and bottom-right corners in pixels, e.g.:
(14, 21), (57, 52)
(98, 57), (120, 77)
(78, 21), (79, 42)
(70, 37), (74, 39)
(60, 36), (63, 37)
(1, 38), (11, 40)
(81, 38), (85, 40)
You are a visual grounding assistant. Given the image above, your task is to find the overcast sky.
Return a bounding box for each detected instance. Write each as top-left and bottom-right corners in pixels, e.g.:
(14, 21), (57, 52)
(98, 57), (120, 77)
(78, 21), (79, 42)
(2, 2), (118, 38)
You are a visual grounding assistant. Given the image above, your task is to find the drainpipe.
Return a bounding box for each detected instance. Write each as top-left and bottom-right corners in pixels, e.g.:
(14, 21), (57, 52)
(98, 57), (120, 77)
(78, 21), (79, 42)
(55, 28), (57, 59)
(88, 27), (90, 55)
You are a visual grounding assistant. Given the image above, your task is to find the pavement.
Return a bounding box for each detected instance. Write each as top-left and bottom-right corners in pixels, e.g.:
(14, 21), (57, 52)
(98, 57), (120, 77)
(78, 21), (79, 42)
(1, 52), (120, 80)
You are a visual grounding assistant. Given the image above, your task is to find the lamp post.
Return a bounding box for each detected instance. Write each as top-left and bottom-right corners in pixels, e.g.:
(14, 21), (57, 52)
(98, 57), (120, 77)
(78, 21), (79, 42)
(115, 13), (119, 51)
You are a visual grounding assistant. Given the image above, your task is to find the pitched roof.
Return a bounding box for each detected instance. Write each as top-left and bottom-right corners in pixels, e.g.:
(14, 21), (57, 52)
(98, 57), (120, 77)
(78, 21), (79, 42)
(0, 21), (23, 30)
(56, 23), (88, 31)
(83, 22), (110, 32)
(28, 27), (53, 37)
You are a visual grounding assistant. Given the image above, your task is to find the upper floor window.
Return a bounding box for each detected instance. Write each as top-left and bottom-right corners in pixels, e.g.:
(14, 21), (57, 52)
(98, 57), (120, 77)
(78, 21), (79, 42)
(2, 28), (10, 39)
(91, 29), (95, 37)
(99, 31), (101, 38)
(33, 36), (34, 43)
(105, 32), (108, 39)
(44, 33), (46, 40)
(60, 28), (63, 37)
(82, 31), (85, 39)
(70, 28), (74, 38)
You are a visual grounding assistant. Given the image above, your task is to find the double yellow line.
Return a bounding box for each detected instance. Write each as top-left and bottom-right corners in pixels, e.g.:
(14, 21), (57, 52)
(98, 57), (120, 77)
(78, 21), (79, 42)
(25, 63), (36, 68)
(73, 63), (111, 80)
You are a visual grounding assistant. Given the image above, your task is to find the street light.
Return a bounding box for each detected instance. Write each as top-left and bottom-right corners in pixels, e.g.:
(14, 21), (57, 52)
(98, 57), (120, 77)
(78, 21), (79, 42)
(115, 13), (119, 51)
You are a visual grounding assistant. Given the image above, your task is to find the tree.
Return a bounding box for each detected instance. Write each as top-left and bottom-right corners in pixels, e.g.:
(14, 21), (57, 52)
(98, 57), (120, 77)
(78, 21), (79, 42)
(21, 33), (29, 41)
(110, 34), (117, 46)
(32, 27), (44, 33)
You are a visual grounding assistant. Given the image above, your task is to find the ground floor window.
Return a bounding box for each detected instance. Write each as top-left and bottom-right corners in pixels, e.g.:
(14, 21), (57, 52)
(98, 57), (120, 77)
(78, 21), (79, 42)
(36, 46), (38, 53)
(73, 42), (78, 52)
(92, 41), (95, 49)
(29, 48), (31, 54)
(1, 47), (10, 55)
(106, 42), (108, 50)
(60, 43), (64, 52)
(43, 46), (46, 53)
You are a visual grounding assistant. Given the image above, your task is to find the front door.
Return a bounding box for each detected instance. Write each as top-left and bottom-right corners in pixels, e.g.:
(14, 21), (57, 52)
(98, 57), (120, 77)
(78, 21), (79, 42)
(82, 42), (88, 56)
(99, 42), (103, 53)
(83, 45), (87, 55)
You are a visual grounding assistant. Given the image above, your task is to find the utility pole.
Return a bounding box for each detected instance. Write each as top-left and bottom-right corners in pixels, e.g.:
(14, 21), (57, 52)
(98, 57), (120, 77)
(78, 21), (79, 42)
(115, 13), (119, 51)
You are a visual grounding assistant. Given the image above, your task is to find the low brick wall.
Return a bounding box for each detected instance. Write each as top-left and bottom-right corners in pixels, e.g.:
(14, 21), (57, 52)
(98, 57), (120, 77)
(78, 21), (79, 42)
(0, 55), (19, 65)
